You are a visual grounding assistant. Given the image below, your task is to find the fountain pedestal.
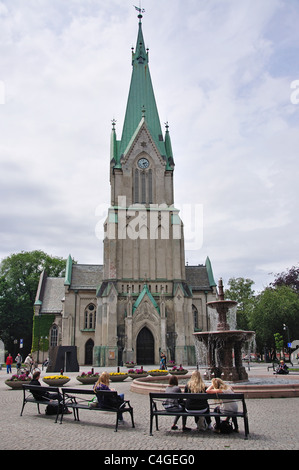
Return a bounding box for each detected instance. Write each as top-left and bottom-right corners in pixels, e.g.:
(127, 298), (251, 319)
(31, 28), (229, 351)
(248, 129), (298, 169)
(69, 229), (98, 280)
(194, 279), (255, 382)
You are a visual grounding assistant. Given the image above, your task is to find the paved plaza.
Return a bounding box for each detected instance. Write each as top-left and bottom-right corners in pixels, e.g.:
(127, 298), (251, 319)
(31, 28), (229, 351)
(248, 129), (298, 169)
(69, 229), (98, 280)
(0, 364), (298, 453)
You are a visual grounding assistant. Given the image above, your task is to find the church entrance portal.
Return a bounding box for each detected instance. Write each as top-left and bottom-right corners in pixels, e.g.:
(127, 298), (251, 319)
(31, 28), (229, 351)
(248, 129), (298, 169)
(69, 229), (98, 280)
(137, 327), (154, 364)
(85, 338), (94, 365)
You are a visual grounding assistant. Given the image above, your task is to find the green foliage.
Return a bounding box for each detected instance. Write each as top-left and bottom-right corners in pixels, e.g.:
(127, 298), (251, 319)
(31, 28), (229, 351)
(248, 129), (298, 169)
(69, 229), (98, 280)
(249, 286), (299, 352)
(224, 277), (256, 330)
(274, 333), (284, 352)
(0, 250), (67, 355)
(31, 314), (56, 352)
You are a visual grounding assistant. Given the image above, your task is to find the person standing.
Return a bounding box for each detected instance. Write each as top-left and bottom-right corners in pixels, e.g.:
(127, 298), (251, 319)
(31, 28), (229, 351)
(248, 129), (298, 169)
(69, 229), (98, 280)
(24, 353), (33, 372)
(15, 353), (22, 374)
(6, 353), (13, 374)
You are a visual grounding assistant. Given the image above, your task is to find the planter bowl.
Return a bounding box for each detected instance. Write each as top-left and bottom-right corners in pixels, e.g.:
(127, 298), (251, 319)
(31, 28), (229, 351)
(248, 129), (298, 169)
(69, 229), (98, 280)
(42, 378), (70, 386)
(76, 376), (98, 385)
(169, 369), (188, 375)
(109, 374), (128, 382)
(5, 380), (31, 389)
(128, 373), (148, 379)
(148, 371), (169, 376)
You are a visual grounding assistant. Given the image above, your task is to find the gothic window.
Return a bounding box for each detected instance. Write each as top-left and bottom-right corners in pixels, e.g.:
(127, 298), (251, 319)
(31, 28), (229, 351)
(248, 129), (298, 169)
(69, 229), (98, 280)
(148, 169), (153, 203)
(50, 324), (58, 347)
(134, 169), (139, 203)
(193, 304), (199, 331)
(84, 303), (96, 330)
(133, 163), (152, 204)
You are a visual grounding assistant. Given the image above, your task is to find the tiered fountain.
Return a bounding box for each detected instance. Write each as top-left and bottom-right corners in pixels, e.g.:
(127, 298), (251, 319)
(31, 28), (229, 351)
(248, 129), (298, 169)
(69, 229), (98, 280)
(194, 279), (255, 382)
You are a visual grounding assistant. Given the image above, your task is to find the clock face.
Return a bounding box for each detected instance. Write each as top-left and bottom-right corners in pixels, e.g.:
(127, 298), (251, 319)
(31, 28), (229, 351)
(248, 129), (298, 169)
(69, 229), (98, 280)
(138, 158), (149, 169)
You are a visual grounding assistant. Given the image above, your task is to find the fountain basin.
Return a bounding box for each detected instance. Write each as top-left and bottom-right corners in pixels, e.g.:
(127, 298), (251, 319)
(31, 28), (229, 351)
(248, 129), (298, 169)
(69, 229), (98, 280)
(130, 373), (299, 398)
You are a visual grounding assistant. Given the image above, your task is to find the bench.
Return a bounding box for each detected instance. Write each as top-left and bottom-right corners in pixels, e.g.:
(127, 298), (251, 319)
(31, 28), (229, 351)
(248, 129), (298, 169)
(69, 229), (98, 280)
(21, 384), (61, 423)
(60, 387), (135, 432)
(149, 392), (249, 439)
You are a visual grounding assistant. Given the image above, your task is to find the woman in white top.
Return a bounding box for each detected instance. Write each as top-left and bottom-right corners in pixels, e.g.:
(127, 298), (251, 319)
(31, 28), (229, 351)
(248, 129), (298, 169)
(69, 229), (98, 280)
(206, 378), (238, 432)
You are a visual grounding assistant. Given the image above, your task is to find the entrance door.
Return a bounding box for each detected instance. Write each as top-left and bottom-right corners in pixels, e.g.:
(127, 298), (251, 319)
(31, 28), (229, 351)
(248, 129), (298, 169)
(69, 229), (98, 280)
(137, 327), (154, 364)
(85, 338), (94, 365)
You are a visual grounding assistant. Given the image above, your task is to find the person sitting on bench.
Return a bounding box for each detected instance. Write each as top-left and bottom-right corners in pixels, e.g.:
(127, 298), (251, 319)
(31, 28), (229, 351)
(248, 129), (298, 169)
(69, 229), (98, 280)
(93, 371), (125, 422)
(275, 360), (289, 375)
(206, 377), (239, 433)
(29, 371), (62, 403)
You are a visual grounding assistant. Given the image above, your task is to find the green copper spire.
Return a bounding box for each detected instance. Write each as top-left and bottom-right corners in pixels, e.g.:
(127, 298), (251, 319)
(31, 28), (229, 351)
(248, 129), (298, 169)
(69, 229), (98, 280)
(111, 13), (173, 169)
(164, 122), (175, 170)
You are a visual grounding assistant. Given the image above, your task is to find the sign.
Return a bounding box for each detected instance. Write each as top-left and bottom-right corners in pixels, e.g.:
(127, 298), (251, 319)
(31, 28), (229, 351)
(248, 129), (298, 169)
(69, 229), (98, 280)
(20, 339), (23, 349)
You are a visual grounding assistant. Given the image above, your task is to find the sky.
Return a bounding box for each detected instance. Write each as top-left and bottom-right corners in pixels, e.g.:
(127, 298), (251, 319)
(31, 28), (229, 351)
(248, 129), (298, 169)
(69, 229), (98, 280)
(0, 0), (298, 293)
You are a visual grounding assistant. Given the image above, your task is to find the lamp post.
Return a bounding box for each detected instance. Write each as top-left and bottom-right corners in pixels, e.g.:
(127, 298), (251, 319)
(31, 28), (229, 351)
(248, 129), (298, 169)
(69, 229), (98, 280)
(283, 324), (293, 365)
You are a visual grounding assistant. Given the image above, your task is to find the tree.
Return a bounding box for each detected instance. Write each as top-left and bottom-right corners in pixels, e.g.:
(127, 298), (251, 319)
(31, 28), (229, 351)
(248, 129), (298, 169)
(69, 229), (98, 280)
(224, 277), (255, 330)
(274, 333), (284, 358)
(271, 264), (299, 295)
(0, 250), (67, 356)
(249, 286), (299, 354)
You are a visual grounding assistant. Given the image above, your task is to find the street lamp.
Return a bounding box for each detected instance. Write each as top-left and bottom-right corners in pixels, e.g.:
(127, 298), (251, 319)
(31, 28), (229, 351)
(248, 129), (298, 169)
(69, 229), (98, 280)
(283, 324), (293, 365)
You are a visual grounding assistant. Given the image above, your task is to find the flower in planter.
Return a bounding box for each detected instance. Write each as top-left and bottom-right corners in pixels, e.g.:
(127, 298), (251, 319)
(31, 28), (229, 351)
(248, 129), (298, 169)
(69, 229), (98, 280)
(78, 371), (99, 377)
(148, 369), (168, 374)
(109, 372), (128, 376)
(6, 373), (31, 382)
(129, 368), (148, 374)
(43, 375), (70, 380)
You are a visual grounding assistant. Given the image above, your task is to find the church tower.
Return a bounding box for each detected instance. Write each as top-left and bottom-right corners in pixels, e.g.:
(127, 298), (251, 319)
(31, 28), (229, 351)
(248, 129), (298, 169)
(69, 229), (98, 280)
(94, 12), (213, 367)
(33, 11), (217, 369)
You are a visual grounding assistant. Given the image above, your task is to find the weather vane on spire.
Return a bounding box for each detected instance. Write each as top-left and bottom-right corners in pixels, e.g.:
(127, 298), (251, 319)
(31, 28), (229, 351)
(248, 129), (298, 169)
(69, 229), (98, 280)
(134, 3), (145, 19)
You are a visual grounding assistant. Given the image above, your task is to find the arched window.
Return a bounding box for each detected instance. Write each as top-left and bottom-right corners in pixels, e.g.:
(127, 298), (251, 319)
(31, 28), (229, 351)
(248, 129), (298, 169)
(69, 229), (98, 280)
(193, 305), (199, 330)
(84, 304), (96, 330)
(50, 324), (58, 347)
(133, 161), (152, 204)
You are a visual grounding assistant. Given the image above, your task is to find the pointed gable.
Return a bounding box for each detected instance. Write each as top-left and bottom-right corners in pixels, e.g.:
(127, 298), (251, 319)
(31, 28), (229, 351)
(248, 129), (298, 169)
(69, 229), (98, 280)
(132, 284), (160, 315)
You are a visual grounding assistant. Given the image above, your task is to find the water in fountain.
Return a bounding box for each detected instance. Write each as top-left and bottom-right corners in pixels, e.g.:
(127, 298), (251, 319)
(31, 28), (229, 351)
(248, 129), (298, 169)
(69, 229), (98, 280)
(208, 304), (237, 331)
(194, 338), (208, 368)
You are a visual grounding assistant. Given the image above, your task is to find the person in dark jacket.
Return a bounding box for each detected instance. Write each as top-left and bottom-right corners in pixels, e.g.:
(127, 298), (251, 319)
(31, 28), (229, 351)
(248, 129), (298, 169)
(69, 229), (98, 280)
(29, 371), (62, 402)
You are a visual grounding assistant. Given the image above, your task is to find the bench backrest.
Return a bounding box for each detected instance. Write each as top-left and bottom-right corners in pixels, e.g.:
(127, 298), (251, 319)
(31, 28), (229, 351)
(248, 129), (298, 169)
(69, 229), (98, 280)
(22, 384), (60, 394)
(61, 387), (117, 399)
(150, 392), (245, 400)
(150, 392), (247, 412)
(61, 387), (120, 410)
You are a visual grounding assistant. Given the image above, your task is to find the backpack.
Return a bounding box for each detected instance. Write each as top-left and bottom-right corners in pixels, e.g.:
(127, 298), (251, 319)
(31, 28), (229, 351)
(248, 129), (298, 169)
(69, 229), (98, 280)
(218, 420), (233, 434)
(45, 403), (67, 415)
(45, 403), (60, 415)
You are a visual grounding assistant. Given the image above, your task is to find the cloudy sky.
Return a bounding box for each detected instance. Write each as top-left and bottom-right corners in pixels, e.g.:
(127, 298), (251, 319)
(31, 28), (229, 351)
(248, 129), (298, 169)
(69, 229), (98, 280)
(0, 0), (298, 293)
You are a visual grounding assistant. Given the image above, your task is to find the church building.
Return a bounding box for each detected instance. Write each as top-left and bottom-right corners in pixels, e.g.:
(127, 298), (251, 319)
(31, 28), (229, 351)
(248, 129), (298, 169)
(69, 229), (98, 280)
(34, 13), (217, 367)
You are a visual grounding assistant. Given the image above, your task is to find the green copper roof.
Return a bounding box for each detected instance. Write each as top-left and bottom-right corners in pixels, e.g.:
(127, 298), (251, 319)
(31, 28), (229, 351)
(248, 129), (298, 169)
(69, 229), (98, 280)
(64, 254), (73, 286)
(205, 256), (217, 287)
(112, 16), (174, 170)
(132, 283), (160, 315)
